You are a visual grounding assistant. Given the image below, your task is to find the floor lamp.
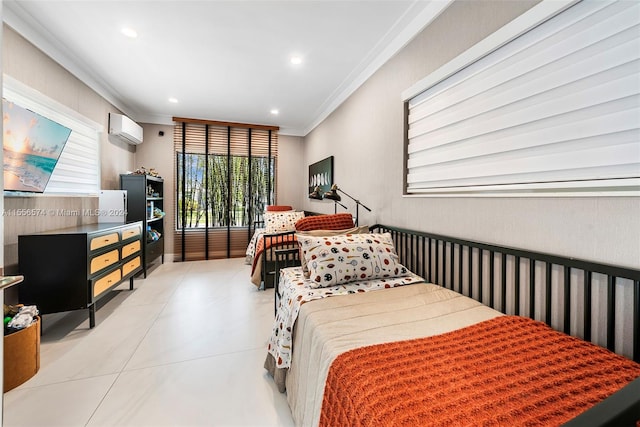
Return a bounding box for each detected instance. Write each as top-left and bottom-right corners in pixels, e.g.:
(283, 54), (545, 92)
(323, 184), (371, 226)
(309, 186), (348, 213)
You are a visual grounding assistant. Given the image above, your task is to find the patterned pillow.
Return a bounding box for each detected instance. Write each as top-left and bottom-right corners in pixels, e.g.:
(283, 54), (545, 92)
(264, 211), (305, 234)
(296, 225), (370, 278)
(297, 232), (410, 288)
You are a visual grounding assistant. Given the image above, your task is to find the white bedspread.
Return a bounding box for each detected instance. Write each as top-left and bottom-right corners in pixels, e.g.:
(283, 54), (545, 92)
(267, 267), (424, 369)
(244, 228), (265, 264)
(285, 282), (503, 427)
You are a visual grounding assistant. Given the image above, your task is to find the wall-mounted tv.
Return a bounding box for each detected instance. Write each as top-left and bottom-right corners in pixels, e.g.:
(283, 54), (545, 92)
(3, 98), (72, 193)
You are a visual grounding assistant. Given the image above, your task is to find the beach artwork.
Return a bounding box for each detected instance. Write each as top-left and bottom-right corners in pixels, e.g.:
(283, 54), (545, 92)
(3, 99), (72, 192)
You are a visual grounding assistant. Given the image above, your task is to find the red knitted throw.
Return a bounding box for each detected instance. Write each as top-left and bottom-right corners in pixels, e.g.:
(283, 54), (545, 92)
(294, 213), (354, 231)
(320, 316), (640, 427)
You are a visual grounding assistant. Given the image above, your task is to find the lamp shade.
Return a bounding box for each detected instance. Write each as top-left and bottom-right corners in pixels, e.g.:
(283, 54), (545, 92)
(323, 184), (341, 201)
(309, 186), (323, 200)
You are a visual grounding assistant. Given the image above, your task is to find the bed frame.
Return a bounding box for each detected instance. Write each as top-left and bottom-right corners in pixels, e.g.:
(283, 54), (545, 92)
(253, 211), (324, 289)
(274, 223), (640, 426)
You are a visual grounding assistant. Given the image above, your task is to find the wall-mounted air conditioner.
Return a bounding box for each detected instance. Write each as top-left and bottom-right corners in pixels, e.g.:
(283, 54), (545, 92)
(109, 113), (143, 145)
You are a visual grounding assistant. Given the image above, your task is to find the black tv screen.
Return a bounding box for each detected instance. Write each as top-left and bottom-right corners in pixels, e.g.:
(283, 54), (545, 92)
(3, 98), (72, 193)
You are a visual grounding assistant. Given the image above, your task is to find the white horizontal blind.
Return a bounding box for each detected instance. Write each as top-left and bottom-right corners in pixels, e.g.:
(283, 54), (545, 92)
(405, 0), (640, 196)
(3, 76), (101, 195)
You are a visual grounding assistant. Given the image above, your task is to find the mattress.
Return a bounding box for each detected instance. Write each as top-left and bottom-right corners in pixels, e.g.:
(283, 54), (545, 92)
(282, 281), (502, 427)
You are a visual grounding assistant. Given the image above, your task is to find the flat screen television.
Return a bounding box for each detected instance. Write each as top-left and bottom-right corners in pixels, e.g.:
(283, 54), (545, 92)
(3, 98), (72, 193)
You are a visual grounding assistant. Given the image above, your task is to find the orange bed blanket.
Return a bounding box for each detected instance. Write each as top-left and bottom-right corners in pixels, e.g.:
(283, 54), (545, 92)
(320, 315), (640, 427)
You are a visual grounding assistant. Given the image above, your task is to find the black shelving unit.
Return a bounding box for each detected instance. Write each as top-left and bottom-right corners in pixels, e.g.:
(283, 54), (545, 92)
(120, 174), (165, 277)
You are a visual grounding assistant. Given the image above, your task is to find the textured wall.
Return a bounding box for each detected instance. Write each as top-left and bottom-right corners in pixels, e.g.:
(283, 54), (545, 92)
(302, 0), (640, 268)
(2, 25), (136, 190)
(2, 24), (136, 269)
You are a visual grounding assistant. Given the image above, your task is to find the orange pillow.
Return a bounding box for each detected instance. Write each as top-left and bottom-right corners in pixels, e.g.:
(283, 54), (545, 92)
(295, 213), (354, 231)
(265, 205), (293, 212)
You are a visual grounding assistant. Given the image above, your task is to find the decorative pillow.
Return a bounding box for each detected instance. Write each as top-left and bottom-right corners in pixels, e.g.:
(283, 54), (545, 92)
(264, 211), (305, 234)
(294, 213), (354, 231)
(297, 232), (410, 288)
(265, 205), (293, 212)
(296, 225), (370, 278)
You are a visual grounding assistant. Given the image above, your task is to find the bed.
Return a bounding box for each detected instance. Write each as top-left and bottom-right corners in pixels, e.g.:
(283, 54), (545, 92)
(265, 224), (640, 426)
(245, 205), (294, 265)
(250, 213), (355, 288)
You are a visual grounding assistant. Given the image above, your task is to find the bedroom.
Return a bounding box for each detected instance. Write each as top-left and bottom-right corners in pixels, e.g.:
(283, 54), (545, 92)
(0, 0), (639, 425)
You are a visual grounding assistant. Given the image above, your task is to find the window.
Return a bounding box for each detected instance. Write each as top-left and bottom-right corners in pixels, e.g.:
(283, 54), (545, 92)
(176, 153), (275, 228)
(174, 119), (278, 260)
(403, 0), (640, 196)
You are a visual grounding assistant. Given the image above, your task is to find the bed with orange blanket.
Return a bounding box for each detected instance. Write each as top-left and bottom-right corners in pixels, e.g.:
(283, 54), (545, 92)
(250, 231), (297, 288)
(250, 213), (356, 288)
(265, 224), (640, 427)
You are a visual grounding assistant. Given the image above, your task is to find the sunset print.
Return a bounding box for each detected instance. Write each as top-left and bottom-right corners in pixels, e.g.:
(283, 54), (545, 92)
(3, 99), (72, 192)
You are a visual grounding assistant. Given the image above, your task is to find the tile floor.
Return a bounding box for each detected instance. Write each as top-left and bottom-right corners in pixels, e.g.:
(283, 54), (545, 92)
(3, 258), (294, 427)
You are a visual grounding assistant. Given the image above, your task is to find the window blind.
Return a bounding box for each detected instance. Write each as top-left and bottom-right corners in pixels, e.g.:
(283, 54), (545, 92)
(173, 118), (278, 260)
(4, 76), (101, 194)
(404, 0), (640, 196)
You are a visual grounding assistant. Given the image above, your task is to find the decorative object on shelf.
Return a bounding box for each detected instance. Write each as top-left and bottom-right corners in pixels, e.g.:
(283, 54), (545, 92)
(323, 184), (372, 226)
(308, 156), (333, 199)
(121, 174), (165, 277)
(132, 166), (161, 178)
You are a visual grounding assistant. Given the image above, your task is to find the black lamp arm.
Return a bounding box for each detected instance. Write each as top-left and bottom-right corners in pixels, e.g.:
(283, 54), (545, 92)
(337, 188), (372, 212)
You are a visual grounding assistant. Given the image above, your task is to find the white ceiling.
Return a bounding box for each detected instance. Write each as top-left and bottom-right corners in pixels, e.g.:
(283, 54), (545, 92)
(3, 0), (450, 135)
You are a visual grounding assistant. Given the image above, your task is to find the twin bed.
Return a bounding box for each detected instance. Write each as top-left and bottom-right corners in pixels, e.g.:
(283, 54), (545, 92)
(248, 212), (354, 288)
(264, 224), (640, 426)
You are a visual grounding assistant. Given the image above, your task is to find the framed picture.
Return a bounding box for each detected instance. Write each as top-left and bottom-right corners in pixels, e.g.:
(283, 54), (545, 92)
(308, 156), (333, 196)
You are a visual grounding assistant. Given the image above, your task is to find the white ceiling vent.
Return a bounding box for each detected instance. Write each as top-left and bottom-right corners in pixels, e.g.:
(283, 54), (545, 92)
(109, 113), (143, 145)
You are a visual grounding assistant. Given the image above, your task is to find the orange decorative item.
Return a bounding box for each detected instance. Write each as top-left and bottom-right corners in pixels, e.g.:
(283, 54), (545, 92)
(4, 316), (40, 392)
(294, 213), (354, 231)
(265, 205), (293, 212)
(320, 316), (640, 427)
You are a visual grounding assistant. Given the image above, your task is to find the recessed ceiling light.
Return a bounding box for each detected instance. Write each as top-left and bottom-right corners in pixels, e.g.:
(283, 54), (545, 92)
(270, 109), (279, 115)
(290, 56), (302, 65)
(121, 27), (138, 39)
(168, 97), (178, 103)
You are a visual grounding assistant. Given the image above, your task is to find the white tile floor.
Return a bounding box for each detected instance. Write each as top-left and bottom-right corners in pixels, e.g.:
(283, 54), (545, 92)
(3, 258), (294, 427)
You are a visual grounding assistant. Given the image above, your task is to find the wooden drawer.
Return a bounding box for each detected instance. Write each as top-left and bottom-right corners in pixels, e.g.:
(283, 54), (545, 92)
(122, 256), (141, 277)
(121, 226), (141, 240)
(121, 240), (141, 258)
(90, 232), (119, 251)
(90, 249), (120, 274)
(93, 269), (122, 298)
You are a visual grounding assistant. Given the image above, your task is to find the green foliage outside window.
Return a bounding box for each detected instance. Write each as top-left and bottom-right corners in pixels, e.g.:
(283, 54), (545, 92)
(177, 152), (274, 229)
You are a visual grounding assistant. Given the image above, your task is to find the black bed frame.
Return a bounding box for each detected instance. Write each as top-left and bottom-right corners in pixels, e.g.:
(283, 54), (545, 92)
(253, 211), (321, 289)
(274, 223), (640, 426)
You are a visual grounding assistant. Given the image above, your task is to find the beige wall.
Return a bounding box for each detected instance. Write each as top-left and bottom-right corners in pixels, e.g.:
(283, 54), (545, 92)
(302, 0), (640, 269)
(277, 135), (305, 209)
